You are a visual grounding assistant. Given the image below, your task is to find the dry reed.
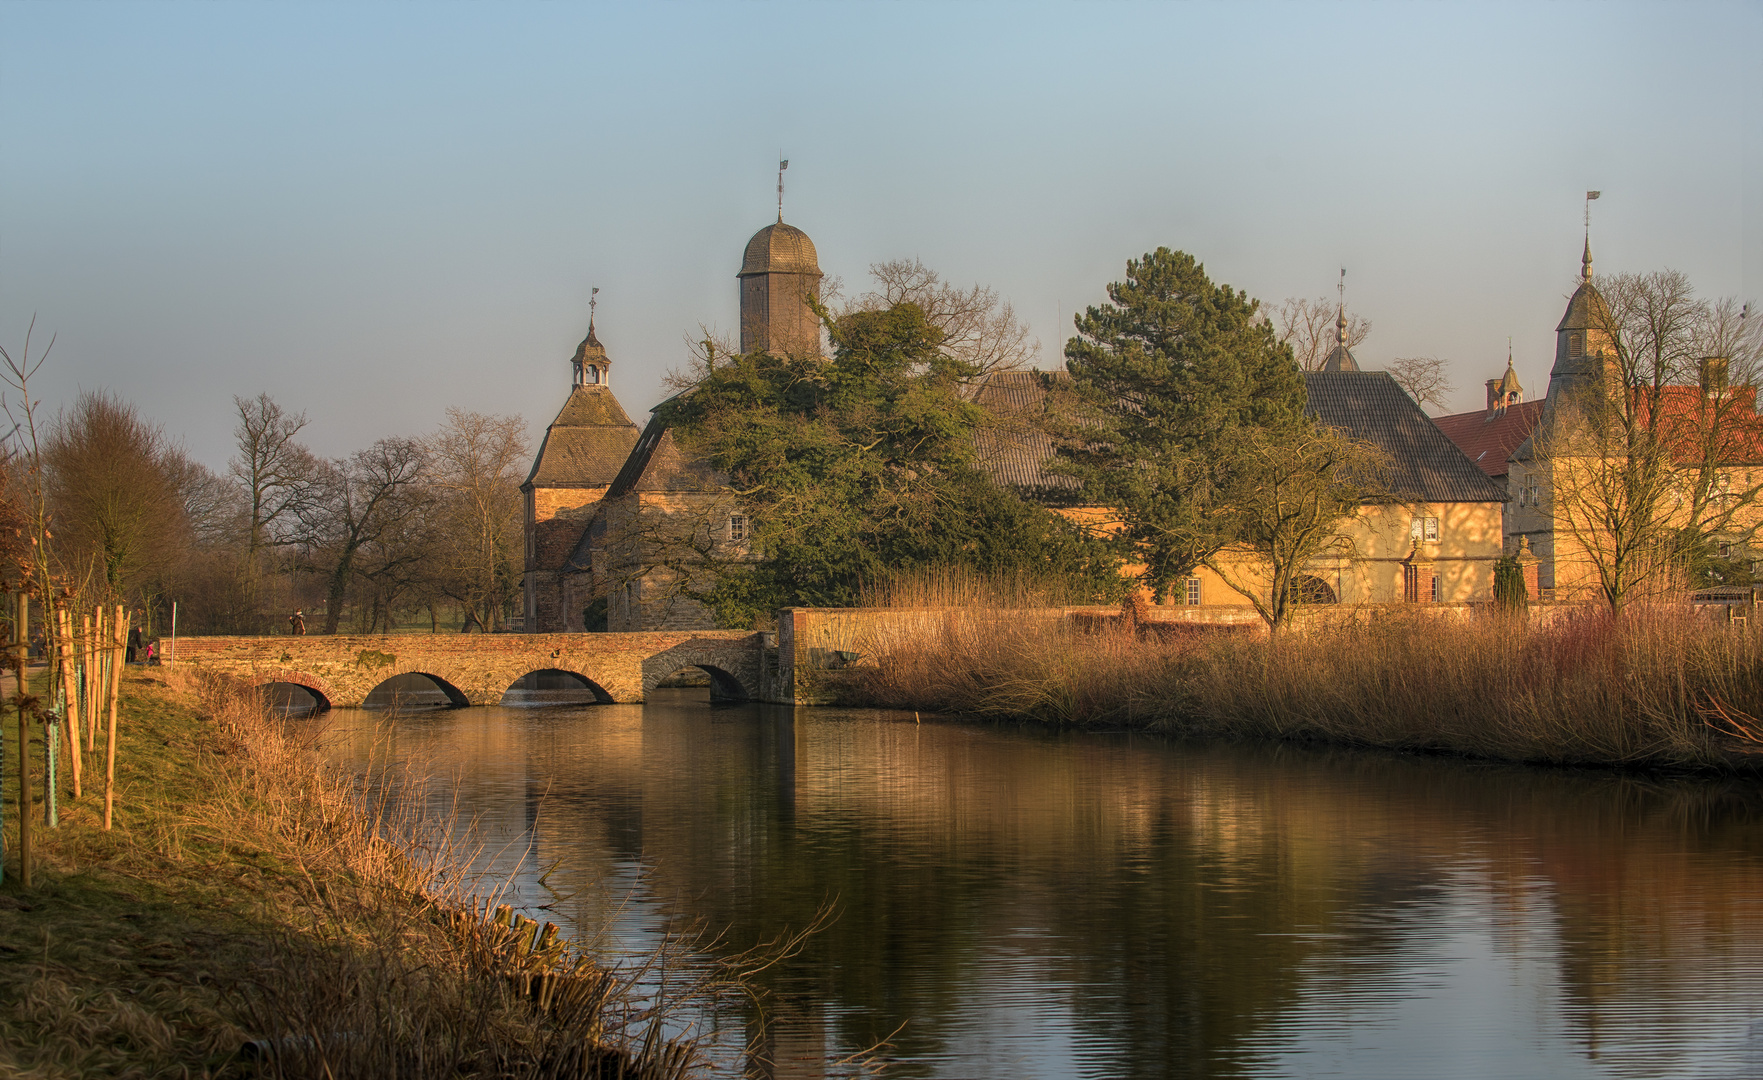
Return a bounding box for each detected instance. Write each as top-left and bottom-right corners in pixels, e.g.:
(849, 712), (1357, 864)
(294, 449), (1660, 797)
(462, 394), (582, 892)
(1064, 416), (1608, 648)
(0, 668), (720, 1078)
(852, 603), (1763, 769)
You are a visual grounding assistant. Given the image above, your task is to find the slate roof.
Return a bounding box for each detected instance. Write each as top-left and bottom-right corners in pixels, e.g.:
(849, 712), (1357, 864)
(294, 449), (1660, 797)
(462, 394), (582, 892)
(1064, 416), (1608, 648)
(1303, 372), (1506, 503)
(969, 371), (1083, 500)
(1433, 399), (1546, 480)
(523, 386), (641, 488)
(605, 409), (724, 497)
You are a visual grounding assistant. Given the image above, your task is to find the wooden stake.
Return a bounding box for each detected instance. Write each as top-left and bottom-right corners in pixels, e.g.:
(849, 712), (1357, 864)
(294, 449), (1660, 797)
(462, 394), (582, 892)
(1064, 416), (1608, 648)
(103, 604), (121, 831)
(82, 611), (95, 753)
(16, 591), (33, 886)
(56, 607), (81, 799)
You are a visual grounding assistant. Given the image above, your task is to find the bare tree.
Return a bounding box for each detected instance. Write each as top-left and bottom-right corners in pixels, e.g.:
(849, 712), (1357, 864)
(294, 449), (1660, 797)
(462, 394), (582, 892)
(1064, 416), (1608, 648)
(427, 408), (528, 632)
(1387, 356), (1456, 411)
(1202, 423), (1391, 632)
(848, 259), (1037, 377)
(302, 437), (430, 634)
(230, 394), (319, 563)
(1276, 296), (1371, 371)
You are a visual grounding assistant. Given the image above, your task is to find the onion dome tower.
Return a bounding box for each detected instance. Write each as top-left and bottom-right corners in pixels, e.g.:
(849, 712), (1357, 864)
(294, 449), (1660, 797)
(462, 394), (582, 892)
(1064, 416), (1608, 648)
(1319, 306), (1360, 372)
(737, 219), (823, 357)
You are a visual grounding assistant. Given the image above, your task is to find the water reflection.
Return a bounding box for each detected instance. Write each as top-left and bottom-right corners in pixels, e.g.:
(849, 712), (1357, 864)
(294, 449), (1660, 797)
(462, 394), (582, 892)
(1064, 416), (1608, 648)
(313, 693), (1763, 1078)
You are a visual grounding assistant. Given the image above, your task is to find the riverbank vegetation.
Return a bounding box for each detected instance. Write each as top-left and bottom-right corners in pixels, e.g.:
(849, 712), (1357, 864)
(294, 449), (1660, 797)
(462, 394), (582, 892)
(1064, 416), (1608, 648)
(849, 595), (1763, 770)
(0, 669), (710, 1077)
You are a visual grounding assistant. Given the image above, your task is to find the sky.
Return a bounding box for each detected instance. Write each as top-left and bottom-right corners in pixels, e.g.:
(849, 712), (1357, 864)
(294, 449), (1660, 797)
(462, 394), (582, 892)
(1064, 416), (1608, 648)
(2, 2), (1759, 472)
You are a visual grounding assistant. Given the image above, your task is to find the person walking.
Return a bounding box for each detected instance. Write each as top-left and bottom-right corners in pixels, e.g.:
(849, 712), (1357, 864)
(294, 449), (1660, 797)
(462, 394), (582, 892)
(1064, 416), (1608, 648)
(290, 610), (306, 636)
(127, 623), (143, 663)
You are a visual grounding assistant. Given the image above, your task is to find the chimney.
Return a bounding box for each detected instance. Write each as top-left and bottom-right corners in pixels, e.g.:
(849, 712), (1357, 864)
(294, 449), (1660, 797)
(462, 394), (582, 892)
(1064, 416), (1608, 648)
(1701, 356), (1731, 397)
(1486, 378), (1501, 414)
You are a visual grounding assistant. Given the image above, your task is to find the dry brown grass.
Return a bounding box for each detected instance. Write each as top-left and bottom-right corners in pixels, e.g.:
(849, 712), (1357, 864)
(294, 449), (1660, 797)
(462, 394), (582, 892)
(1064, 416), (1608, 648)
(852, 605), (1763, 769)
(0, 669), (717, 1078)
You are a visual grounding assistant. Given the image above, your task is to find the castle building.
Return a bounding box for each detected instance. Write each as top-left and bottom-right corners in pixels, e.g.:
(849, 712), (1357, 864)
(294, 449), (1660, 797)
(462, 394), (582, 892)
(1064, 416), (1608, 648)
(520, 215), (823, 632)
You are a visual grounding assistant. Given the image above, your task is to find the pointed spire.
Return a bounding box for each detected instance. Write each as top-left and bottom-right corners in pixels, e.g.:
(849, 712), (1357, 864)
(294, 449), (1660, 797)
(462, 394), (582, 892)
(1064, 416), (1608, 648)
(585, 314), (601, 349)
(1581, 235), (1593, 284)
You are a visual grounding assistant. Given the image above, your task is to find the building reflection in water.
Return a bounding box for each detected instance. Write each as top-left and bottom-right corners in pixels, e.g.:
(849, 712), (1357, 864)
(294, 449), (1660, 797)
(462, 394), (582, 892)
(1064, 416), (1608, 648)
(315, 694), (1763, 1079)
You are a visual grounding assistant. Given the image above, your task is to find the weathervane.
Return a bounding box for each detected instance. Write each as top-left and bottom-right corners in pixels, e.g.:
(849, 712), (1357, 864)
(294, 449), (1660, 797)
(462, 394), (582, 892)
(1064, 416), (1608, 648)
(590, 285), (599, 321)
(777, 156), (789, 222)
(1585, 190), (1600, 234)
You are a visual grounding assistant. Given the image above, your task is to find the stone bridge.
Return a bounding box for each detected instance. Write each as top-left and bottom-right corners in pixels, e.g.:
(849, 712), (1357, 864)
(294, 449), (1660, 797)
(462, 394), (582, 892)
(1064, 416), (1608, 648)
(167, 631), (765, 709)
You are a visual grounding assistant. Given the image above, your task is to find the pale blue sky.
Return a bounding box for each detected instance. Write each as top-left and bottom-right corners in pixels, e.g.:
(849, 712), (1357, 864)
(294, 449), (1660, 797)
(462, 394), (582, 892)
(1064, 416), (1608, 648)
(2, 2), (1759, 469)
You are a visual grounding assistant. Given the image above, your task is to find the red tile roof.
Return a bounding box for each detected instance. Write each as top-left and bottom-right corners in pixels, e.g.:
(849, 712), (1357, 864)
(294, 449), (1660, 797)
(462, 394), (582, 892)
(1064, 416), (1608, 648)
(1434, 400), (1545, 479)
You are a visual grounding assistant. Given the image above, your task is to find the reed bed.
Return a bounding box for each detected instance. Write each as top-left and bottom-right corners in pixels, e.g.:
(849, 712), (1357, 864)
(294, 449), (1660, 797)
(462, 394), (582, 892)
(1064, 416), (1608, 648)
(851, 604), (1763, 770)
(0, 668), (719, 1078)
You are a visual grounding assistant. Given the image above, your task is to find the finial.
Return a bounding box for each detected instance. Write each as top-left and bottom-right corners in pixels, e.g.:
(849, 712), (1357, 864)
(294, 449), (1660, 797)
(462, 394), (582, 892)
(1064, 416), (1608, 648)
(587, 286), (600, 346)
(1337, 268), (1348, 346)
(777, 157), (789, 223)
(1583, 190), (1600, 282)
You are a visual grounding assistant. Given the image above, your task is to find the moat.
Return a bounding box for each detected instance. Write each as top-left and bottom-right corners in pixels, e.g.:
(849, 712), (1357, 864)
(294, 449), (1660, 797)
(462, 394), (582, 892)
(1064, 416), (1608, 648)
(312, 692), (1763, 1079)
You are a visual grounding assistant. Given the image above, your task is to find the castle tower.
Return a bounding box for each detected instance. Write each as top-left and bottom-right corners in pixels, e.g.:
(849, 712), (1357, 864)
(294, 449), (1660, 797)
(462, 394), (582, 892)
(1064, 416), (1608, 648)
(1545, 238), (1613, 401)
(521, 318), (641, 631)
(738, 220), (823, 356)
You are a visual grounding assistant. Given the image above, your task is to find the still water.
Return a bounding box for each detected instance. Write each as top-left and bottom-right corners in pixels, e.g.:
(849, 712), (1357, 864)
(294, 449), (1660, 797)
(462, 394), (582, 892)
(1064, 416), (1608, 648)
(312, 692), (1763, 1079)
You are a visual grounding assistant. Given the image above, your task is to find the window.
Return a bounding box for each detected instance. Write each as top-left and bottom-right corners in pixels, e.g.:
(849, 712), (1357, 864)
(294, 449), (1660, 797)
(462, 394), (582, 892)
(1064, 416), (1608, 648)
(728, 513), (748, 543)
(1719, 543), (1734, 559)
(1431, 575), (1439, 603)
(1185, 577), (1202, 606)
(1569, 332), (1584, 357)
(1411, 516), (1440, 543)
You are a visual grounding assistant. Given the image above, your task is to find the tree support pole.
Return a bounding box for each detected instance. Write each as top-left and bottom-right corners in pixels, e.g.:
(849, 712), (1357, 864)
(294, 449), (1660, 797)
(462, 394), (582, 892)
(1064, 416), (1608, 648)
(15, 589), (32, 887)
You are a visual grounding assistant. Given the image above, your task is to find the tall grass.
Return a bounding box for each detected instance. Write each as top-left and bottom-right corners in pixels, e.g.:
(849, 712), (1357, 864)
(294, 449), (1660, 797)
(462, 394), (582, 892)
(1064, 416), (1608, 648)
(852, 605), (1763, 769)
(1, 669), (725, 1078)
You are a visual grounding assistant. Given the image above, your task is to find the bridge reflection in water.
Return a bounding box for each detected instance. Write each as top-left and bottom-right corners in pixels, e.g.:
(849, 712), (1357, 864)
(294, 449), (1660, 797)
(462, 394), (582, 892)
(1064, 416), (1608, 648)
(312, 696), (1763, 1079)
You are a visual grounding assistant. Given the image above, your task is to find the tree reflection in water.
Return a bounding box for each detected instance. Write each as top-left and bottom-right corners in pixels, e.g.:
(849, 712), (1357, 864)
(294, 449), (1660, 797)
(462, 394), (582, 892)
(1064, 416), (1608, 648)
(315, 694), (1763, 1079)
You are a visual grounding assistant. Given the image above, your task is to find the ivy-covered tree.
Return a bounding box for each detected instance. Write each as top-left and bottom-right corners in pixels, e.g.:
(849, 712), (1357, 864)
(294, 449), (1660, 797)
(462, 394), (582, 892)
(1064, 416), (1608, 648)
(1055, 248), (1308, 600)
(664, 300), (1122, 627)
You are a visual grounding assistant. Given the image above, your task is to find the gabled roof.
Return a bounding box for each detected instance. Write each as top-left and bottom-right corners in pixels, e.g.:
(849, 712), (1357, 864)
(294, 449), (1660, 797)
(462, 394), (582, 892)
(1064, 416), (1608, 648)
(524, 386), (641, 488)
(1303, 372), (1507, 503)
(1434, 399), (1546, 479)
(605, 409), (724, 497)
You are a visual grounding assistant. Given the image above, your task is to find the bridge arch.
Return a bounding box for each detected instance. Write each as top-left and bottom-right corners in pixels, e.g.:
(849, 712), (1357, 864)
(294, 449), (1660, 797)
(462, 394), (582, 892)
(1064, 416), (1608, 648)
(242, 669), (337, 711)
(499, 668), (614, 706)
(642, 641), (759, 702)
(362, 671), (471, 709)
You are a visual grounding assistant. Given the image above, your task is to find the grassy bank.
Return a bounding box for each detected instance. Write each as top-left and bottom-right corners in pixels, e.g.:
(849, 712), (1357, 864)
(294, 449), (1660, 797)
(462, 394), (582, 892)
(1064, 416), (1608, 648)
(0, 669), (704, 1078)
(851, 606), (1763, 770)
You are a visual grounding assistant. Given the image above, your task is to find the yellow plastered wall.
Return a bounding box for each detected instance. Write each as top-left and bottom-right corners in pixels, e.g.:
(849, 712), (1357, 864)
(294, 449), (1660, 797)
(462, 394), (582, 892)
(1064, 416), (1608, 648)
(1059, 501), (1502, 607)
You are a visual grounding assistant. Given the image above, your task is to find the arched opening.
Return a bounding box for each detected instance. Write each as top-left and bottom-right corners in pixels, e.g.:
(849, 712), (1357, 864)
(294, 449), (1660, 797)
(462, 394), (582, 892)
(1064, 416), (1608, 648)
(363, 672), (470, 710)
(653, 665), (749, 703)
(500, 668), (613, 707)
(259, 681), (329, 716)
(1294, 575), (1338, 605)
